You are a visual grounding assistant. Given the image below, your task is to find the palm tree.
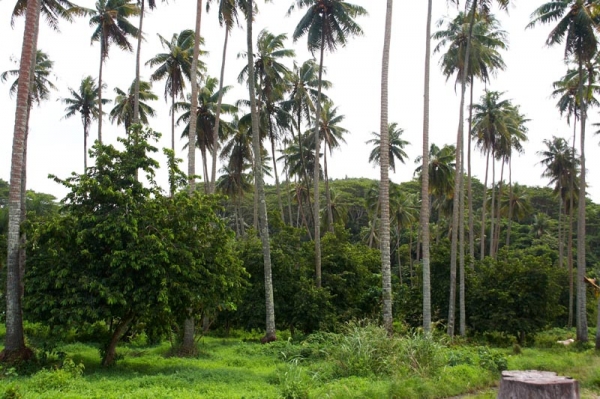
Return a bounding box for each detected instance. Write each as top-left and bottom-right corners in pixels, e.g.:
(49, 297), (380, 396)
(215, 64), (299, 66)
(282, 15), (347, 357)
(61, 76), (109, 171)
(366, 123), (410, 172)
(538, 136), (579, 327)
(528, 0), (600, 342)
(132, 0), (158, 127)
(1, 50), (57, 106)
(433, 11), (507, 264)
(415, 144), (456, 201)
(177, 76), (236, 191)
(289, 0), (367, 288)
(207, 0), (247, 193)
(109, 79), (157, 134)
(307, 100), (347, 233)
(239, 29), (295, 222)
(88, 0), (140, 143)
(245, 0), (276, 343)
(3, 0), (40, 362)
(147, 30), (201, 153)
(421, 0), (433, 335)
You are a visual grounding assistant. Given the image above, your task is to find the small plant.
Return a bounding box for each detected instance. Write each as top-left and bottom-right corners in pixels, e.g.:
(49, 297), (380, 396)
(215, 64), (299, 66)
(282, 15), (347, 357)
(477, 347), (507, 372)
(279, 358), (310, 399)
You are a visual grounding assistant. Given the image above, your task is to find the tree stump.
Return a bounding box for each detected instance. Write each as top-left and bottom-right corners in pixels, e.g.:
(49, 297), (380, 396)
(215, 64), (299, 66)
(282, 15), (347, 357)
(498, 370), (579, 399)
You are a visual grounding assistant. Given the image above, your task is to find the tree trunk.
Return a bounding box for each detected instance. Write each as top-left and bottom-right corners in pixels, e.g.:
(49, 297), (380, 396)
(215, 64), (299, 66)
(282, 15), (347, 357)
(98, 42), (104, 144)
(171, 92), (175, 153)
(397, 228), (403, 285)
(480, 150), (490, 260)
(568, 119), (576, 328)
(409, 226), (414, 287)
(296, 109), (314, 225)
(102, 314), (135, 366)
(421, 0), (433, 334)
(493, 159), (505, 257)
(459, 135), (466, 337)
(133, 0), (145, 125)
(468, 77), (475, 263)
(2, 0), (40, 362)
(323, 143), (334, 233)
(247, 0), (276, 342)
(506, 157), (514, 247)
(313, 29), (326, 289)
(380, 0), (394, 336)
(576, 59), (588, 342)
(181, 0), (203, 354)
(284, 161), (294, 227)
(489, 156), (496, 258)
(210, 28), (230, 194)
(558, 198), (564, 267)
(270, 133), (285, 223)
(84, 120), (88, 171)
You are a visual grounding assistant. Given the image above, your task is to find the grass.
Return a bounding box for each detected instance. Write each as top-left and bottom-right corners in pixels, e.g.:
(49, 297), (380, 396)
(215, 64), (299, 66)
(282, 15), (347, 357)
(0, 326), (598, 398)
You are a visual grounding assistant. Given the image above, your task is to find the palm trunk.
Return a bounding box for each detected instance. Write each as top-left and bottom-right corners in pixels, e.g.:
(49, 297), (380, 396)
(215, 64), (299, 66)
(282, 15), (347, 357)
(568, 118), (576, 329)
(468, 77), (475, 263)
(323, 143), (334, 233)
(133, 0), (145, 125)
(576, 59), (588, 342)
(380, 0), (394, 335)
(506, 157), (513, 247)
(409, 225), (414, 287)
(284, 160), (294, 227)
(211, 27), (230, 194)
(397, 228), (403, 285)
(489, 156), (496, 258)
(201, 145), (209, 193)
(558, 198), (563, 267)
(493, 159), (505, 257)
(247, 0), (276, 342)
(296, 109), (314, 224)
(421, 0), (433, 334)
(181, 0), (203, 354)
(313, 29), (325, 289)
(480, 150), (490, 260)
(269, 133), (285, 223)
(98, 44), (104, 144)
(84, 120), (89, 171)
(171, 92), (175, 153)
(3, 0), (40, 360)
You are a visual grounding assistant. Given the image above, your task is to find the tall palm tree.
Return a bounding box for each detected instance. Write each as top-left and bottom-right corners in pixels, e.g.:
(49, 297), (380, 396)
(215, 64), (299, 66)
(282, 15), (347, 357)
(433, 10), (507, 263)
(61, 76), (109, 171)
(308, 100), (347, 233)
(109, 79), (157, 133)
(147, 30), (201, 153)
(3, 0), (40, 362)
(239, 29), (295, 222)
(421, 0), (433, 334)
(88, 0), (140, 143)
(528, 0), (600, 342)
(366, 123), (410, 172)
(379, 0), (392, 335)
(132, 0), (157, 126)
(289, 0), (367, 288)
(1, 50), (57, 106)
(245, 0), (276, 343)
(177, 76), (236, 191)
(207, 0), (247, 193)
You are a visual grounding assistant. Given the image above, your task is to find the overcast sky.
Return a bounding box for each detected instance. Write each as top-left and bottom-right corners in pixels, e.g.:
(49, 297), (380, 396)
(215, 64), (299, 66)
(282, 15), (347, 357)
(1, 1), (595, 203)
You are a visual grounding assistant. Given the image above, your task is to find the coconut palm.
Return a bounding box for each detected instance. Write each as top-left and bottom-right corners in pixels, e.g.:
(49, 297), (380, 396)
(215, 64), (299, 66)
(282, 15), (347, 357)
(176, 76), (237, 191)
(307, 100), (347, 233)
(415, 143), (456, 201)
(366, 123), (410, 172)
(528, 0), (600, 342)
(61, 76), (109, 171)
(146, 30), (202, 152)
(289, 0), (367, 288)
(88, 0), (140, 143)
(3, 0), (40, 362)
(1, 50), (57, 106)
(109, 79), (157, 134)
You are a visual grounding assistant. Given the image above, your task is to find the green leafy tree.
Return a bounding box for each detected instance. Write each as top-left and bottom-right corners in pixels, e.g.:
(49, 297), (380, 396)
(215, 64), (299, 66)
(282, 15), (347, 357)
(25, 127), (245, 366)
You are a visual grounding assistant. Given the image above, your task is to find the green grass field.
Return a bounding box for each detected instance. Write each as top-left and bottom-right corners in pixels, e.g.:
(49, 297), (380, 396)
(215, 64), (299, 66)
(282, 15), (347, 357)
(1, 327), (599, 399)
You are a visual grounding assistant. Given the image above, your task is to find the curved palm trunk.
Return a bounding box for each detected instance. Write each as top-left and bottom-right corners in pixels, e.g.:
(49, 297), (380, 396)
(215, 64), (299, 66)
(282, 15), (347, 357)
(3, 0), (40, 361)
(323, 143), (334, 233)
(480, 150), (490, 260)
(247, 0), (275, 342)
(313, 30), (326, 288)
(133, 0), (145, 125)
(576, 60), (588, 342)
(211, 27), (230, 194)
(181, 0), (203, 354)
(98, 44), (105, 144)
(468, 77), (475, 263)
(421, 0), (433, 334)
(380, 0), (394, 336)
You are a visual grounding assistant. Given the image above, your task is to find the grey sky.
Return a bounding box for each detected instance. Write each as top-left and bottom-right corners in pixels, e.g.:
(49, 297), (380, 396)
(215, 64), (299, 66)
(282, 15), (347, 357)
(0, 1), (595, 202)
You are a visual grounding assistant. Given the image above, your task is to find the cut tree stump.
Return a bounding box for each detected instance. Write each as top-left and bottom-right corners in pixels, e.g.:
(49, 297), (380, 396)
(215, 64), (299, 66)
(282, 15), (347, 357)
(497, 370), (579, 399)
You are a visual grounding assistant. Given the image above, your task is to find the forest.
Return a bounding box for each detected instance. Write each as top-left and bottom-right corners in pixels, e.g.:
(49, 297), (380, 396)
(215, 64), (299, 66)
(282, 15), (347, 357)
(3, 0), (600, 397)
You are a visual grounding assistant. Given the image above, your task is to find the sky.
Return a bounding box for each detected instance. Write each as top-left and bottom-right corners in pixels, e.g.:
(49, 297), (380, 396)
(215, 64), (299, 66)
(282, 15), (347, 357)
(0, 0), (596, 203)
